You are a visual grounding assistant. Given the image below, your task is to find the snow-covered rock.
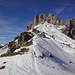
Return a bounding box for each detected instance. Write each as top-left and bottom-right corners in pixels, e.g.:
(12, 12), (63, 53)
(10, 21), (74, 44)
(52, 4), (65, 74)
(0, 22), (75, 75)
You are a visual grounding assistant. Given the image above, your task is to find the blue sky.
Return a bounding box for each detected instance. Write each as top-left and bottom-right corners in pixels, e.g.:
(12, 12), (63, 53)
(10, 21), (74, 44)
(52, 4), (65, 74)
(0, 0), (75, 44)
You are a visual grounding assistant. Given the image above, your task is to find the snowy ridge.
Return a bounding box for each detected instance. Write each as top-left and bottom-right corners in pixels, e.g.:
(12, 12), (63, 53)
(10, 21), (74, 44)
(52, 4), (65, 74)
(34, 22), (75, 56)
(0, 22), (75, 75)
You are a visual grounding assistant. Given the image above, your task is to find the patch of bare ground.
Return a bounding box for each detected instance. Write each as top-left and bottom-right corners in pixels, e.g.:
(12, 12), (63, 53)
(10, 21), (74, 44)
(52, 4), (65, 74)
(3, 62), (6, 64)
(0, 48), (29, 57)
(0, 66), (5, 70)
(24, 40), (33, 46)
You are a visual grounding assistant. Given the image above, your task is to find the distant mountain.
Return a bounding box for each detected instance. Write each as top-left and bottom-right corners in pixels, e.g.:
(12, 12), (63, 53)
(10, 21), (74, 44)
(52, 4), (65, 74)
(0, 43), (8, 47)
(0, 14), (75, 75)
(0, 43), (5, 48)
(0, 45), (3, 48)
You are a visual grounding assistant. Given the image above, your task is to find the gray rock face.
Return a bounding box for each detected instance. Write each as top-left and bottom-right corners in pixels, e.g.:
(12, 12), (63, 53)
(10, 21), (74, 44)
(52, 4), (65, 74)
(64, 18), (75, 40)
(26, 14), (75, 40)
(26, 14), (66, 30)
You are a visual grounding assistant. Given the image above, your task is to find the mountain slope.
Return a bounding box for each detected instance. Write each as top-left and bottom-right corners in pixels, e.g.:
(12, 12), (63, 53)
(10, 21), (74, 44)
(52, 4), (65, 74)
(33, 22), (75, 55)
(0, 22), (75, 75)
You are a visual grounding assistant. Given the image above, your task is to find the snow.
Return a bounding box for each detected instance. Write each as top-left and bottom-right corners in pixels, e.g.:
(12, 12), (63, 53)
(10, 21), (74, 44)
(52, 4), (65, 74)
(15, 39), (18, 44)
(0, 43), (8, 47)
(0, 46), (9, 55)
(0, 44), (4, 47)
(0, 22), (75, 75)
(34, 22), (75, 56)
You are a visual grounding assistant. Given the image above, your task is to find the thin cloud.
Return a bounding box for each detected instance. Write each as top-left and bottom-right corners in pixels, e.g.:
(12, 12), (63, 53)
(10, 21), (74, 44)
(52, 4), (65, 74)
(53, 6), (66, 15)
(0, 0), (39, 13)
(60, 3), (75, 14)
(61, 3), (75, 6)
(5, 34), (17, 37)
(0, 36), (7, 39)
(0, 29), (23, 34)
(55, 2), (75, 6)
(0, 18), (11, 26)
(0, 25), (25, 35)
(53, 2), (75, 15)
(65, 7), (74, 12)
(0, 15), (25, 39)
(0, 0), (12, 7)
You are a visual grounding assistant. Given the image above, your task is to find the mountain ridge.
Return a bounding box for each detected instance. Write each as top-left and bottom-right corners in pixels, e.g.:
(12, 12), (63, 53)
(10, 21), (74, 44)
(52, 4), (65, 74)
(26, 14), (75, 39)
(6, 14), (75, 53)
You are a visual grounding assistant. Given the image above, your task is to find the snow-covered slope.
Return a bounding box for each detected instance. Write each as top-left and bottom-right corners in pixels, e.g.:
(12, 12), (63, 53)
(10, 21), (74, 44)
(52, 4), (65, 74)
(0, 22), (75, 75)
(0, 44), (8, 55)
(34, 22), (75, 56)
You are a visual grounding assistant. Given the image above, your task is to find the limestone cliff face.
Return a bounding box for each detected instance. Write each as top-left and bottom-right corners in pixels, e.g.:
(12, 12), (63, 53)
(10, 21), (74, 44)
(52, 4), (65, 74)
(26, 14), (75, 40)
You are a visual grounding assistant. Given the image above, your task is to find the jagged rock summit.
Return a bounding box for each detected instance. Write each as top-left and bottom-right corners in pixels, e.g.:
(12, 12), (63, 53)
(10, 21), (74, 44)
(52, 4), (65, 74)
(27, 14), (75, 40)
(26, 14), (66, 30)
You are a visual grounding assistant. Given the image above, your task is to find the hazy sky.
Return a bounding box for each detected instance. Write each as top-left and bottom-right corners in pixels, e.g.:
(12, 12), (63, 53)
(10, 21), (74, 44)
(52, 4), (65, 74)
(0, 0), (75, 43)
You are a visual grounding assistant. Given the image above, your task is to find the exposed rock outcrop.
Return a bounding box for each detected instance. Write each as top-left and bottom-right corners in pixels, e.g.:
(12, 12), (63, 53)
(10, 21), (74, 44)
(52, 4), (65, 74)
(8, 32), (34, 52)
(63, 19), (75, 40)
(69, 18), (75, 39)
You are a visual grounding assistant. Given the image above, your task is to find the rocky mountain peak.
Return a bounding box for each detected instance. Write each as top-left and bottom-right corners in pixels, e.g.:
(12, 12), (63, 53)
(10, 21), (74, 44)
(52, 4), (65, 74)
(26, 14), (67, 30)
(26, 14), (75, 40)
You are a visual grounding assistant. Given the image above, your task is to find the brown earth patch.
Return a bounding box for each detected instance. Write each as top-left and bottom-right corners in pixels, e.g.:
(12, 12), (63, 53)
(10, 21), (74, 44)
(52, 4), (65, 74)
(0, 66), (5, 70)
(24, 40), (33, 46)
(0, 48), (29, 57)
